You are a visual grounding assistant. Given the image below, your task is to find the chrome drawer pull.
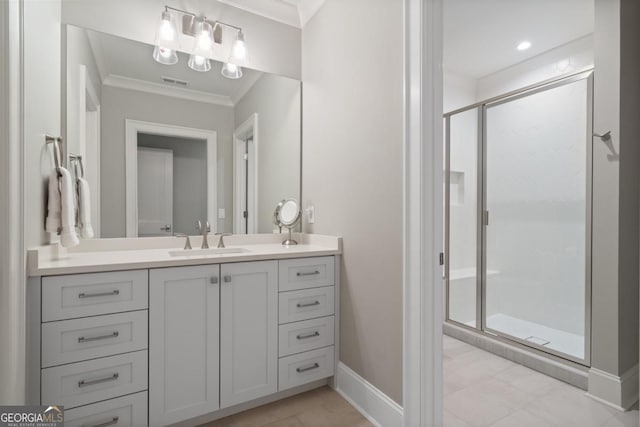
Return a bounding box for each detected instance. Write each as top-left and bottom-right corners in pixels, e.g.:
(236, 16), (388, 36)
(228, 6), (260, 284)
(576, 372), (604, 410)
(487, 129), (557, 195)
(78, 373), (119, 387)
(84, 416), (119, 427)
(297, 331), (320, 340)
(297, 301), (320, 308)
(296, 270), (320, 277)
(78, 290), (120, 299)
(296, 363), (320, 373)
(78, 331), (119, 343)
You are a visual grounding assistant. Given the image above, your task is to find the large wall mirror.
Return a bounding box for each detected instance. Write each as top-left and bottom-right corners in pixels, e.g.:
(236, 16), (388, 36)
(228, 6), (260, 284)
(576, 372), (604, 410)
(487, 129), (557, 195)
(64, 24), (301, 238)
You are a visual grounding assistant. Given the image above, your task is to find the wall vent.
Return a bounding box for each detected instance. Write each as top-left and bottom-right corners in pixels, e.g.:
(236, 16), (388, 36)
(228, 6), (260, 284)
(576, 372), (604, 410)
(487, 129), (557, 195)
(161, 76), (189, 86)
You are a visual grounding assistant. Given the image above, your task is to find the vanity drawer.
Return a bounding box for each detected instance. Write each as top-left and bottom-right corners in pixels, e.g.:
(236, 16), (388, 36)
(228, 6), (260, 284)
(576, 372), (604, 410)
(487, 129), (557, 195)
(42, 270), (148, 322)
(279, 316), (335, 357)
(41, 350), (148, 409)
(41, 311), (148, 368)
(279, 257), (335, 292)
(279, 286), (335, 324)
(278, 346), (335, 391)
(64, 391), (148, 427)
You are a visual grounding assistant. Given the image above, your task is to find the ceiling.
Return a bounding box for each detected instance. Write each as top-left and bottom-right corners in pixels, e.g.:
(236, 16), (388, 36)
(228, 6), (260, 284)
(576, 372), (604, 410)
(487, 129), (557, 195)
(444, 0), (594, 79)
(85, 27), (263, 103)
(216, 0), (326, 28)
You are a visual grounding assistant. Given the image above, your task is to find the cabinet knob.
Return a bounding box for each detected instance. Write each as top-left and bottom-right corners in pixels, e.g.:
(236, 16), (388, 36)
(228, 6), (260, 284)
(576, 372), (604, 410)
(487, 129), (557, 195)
(224, 275), (232, 283)
(210, 277), (219, 284)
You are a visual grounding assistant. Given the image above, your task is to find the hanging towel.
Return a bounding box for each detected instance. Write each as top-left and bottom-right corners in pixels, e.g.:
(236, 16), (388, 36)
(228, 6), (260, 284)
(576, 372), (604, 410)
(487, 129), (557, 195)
(45, 169), (62, 234)
(46, 167), (79, 247)
(77, 177), (94, 239)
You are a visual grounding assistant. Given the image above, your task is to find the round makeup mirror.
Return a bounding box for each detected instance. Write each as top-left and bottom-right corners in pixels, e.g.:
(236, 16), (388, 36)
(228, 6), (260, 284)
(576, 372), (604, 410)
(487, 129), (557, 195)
(274, 199), (301, 246)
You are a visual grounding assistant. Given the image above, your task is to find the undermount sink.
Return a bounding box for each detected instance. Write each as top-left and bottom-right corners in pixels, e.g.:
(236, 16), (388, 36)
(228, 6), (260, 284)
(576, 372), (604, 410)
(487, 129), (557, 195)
(168, 247), (250, 257)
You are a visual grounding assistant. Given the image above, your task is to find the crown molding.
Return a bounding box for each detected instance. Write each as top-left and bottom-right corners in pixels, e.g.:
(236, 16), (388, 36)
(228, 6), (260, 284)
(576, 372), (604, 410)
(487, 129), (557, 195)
(103, 74), (234, 107)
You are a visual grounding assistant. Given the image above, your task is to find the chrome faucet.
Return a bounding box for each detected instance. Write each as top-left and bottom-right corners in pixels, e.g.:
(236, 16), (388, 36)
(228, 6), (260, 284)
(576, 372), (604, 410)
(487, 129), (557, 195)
(197, 220), (211, 249)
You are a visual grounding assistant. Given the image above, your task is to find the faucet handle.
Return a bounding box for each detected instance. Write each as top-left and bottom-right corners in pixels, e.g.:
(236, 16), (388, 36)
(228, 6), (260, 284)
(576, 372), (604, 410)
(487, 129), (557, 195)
(196, 220), (211, 233)
(215, 232), (232, 249)
(174, 233), (193, 250)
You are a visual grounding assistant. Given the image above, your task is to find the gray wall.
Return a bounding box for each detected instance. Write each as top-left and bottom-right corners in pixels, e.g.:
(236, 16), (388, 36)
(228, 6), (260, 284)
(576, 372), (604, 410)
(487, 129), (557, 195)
(100, 86), (234, 237)
(618, 0), (640, 374)
(301, 0), (404, 404)
(137, 134), (208, 236)
(61, 0), (301, 79)
(591, 0), (638, 381)
(234, 74), (301, 233)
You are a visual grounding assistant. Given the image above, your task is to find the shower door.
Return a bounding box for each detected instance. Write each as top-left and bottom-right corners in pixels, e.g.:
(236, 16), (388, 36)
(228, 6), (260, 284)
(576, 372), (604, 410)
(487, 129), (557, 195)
(483, 75), (592, 364)
(445, 71), (593, 365)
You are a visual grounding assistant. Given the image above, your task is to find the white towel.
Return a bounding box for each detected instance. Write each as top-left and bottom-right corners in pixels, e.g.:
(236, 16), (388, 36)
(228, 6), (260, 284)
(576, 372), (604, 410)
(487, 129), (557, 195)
(46, 167), (79, 248)
(77, 177), (94, 239)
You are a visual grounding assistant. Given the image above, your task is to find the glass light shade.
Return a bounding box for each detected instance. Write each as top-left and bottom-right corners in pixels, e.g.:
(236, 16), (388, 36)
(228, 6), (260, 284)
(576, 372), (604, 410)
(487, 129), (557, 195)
(229, 30), (247, 64)
(153, 45), (178, 65)
(154, 10), (180, 50)
(221, 62), (243, 79)
(192, 19), (214, 58)
(188, 54), (212, 72)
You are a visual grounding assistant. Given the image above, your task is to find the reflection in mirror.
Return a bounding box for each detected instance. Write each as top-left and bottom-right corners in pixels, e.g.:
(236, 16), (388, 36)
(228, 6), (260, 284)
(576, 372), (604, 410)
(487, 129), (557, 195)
(64, 25), (301, 238)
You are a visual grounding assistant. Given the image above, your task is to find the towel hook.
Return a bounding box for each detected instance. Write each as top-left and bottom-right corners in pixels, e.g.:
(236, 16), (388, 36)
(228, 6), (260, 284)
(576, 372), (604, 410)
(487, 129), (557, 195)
(45, 135), (63, 171)
(69, 154), (85, 179)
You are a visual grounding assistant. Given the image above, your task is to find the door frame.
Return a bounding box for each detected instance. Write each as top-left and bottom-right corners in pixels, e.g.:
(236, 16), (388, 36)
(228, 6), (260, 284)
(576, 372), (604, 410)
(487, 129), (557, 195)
(232, 113), (259, 234)
(125, 119), (217, 237)
(403, 0), (444, 425)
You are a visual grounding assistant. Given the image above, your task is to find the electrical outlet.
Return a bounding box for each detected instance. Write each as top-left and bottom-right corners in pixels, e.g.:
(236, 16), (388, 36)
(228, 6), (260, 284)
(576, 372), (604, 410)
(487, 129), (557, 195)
(218, 208), (226, 219)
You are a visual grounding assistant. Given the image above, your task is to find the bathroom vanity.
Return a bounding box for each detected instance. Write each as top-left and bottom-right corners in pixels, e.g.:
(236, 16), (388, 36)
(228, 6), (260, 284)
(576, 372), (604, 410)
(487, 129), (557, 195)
(26, 234), (341, 426)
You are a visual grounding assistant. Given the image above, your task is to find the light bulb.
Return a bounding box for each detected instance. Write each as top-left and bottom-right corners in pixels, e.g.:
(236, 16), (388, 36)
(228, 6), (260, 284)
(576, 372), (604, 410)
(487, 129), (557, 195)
(159, 17), (176, 41)
(192, 19), (214, 59)
(230, 31), (247, 64)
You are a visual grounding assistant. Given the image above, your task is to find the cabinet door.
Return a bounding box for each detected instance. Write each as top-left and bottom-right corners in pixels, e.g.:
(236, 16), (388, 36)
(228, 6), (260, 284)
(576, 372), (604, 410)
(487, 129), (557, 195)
(220, 260), (278, 408)
(149, 265), (220, 426)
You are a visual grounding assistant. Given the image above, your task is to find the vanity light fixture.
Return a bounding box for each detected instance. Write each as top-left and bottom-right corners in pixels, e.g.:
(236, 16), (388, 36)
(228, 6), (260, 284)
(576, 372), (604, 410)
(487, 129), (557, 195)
(152, 5), (247, 79)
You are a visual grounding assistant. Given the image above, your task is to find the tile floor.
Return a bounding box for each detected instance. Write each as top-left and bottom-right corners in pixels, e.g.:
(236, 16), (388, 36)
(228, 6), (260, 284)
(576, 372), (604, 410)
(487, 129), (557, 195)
(201, 386), (373, 427)
(444, 334), (639, 427)
(201, 336), (638, 427)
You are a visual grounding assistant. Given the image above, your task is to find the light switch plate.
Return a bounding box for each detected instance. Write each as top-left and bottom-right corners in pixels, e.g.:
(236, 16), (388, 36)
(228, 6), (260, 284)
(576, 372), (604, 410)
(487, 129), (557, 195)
(218, 208), (226, 219)
(306, 206), (315, 224)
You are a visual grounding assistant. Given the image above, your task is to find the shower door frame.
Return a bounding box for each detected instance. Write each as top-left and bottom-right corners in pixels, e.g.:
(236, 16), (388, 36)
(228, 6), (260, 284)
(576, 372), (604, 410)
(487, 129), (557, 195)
(444, 69), (594, 367)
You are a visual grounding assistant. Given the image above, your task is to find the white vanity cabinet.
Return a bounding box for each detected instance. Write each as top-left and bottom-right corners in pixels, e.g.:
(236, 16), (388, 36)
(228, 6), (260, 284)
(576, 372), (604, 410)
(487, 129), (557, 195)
(30, 248), (339, 427)
(220, 261), (278, 407)
(148, 265), (220, 426)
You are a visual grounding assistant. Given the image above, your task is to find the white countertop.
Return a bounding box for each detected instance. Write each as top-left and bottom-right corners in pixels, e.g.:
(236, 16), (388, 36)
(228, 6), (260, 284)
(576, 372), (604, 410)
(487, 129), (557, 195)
(28, 233), (342, 277)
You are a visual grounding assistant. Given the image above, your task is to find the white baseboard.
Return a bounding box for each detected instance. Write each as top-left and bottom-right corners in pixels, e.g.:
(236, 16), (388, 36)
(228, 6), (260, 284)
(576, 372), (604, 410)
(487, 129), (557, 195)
(587, 364), (639, 411)
(333, 362), (403, 427)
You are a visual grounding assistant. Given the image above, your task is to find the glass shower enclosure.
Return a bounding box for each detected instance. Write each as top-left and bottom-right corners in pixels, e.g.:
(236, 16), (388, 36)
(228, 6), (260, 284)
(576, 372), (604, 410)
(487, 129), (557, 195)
(444, 71), (593, 365)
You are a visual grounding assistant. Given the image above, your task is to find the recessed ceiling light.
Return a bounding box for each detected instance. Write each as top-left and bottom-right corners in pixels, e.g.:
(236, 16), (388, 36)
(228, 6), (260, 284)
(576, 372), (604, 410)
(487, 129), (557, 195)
(517, 41), (532, 51)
